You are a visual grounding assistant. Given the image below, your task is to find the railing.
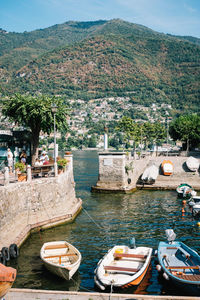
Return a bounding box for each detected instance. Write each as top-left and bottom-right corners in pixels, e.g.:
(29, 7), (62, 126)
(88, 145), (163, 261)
(0, 163), (58, 186)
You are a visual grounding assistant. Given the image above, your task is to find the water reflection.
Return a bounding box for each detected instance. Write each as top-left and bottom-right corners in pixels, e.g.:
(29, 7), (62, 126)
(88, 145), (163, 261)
(9, 150), (200, 295)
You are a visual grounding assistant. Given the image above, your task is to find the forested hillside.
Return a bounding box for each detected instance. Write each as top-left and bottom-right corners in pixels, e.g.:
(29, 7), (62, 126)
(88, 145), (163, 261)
(0, 19), (199, 113)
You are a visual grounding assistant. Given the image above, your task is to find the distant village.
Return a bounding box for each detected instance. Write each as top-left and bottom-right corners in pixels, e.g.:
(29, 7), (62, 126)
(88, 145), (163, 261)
(0, 96), (173, 152)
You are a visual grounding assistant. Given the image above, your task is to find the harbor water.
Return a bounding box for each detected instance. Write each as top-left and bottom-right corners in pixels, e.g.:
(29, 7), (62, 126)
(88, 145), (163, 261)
(10, 150), (200, 296)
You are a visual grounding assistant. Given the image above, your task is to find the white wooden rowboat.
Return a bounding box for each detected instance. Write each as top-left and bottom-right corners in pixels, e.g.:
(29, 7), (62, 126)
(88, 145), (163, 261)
(40, 241), (81, 280)
(141, 163), (158, 184)
(94, 242), (152, 290)
(186, 156), (199, 172)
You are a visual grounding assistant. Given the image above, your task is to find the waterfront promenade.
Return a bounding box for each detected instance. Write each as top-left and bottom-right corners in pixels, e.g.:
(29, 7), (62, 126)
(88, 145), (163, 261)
(5, 289), (200, 300)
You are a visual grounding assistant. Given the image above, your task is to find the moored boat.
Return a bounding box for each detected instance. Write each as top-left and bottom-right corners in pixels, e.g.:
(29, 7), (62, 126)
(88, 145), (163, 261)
(157, 229), (200, 296)
(161, 160), (173, 176)
(0, 263), (17, 298)
(94, 239), (152, 291)
(189, 195), (200, 218)
(176, 183), (193, 198)
(186, 156), (199, 172)
(40, 241), (81, 280)
(141, 163), (158, 184)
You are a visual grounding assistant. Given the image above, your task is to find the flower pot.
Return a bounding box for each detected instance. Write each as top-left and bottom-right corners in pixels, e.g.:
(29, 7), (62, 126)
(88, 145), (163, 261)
(58, 168), (63, 174)
(18, 173), (27, 182)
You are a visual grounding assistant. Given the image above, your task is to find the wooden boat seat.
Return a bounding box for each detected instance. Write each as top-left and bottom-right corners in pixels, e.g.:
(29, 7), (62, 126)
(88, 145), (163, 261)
(165, 246), (190, 258)
(175, 274), (200, 281)
(44, 244), (68, 250)
(167, 265), (200, 270)
(166, 247), (178, 249)
(104, 265), (140, 273)
(114, 253), (147, 259)
(44, 253), (77, 259)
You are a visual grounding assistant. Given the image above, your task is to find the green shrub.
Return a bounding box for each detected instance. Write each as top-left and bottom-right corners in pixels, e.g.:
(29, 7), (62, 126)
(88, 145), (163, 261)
(14, 162), (26, 172)
(57, 158), (68, 169)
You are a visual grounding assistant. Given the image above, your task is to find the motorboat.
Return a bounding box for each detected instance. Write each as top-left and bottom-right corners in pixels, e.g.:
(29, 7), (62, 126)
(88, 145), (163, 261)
(0, 263), (16, 298)
(188, 195), (200, 218)
(176, 183), (193, 198)
(157, 229), (200, 296)
(94, 238), (152, 290)
(186, 157), (199, 172)
(40, 241), (81, 280)
(161, 160), (173, 176)
(141, 163), (158, 184)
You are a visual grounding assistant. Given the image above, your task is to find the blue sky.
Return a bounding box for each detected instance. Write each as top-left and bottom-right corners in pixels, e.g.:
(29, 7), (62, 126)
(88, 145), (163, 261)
(0, 0), (200, 38)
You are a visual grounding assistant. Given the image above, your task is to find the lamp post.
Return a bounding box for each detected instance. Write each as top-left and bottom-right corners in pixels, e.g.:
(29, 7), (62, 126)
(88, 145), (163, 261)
(104, 126), (108, 151)
(166, 111), (169, 157)
(51, 103), (58, 163)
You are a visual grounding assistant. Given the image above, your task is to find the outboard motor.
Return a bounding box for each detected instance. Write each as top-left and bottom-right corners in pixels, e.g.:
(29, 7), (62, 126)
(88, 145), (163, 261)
(165, 229), (176, 244)
(129, 237), (136, 249)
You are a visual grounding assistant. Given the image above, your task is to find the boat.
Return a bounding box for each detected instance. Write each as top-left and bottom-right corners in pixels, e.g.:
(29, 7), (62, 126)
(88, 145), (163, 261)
(161, 160), (173, 176)
(157, 229), (200, 296)
(176, 183), (193, 198)
(94, 238), (152, 291)
(141, 163), (159, 184)
(186, 156), (199, 172)
(40, 241), (81, 280)
(188, 195), (200, 218)
(0, 263), (17, 298)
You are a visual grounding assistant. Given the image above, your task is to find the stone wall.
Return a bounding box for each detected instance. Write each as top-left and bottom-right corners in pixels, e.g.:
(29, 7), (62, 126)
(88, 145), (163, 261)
(93, 152), (150, 192)
(0, 155), (82, 249)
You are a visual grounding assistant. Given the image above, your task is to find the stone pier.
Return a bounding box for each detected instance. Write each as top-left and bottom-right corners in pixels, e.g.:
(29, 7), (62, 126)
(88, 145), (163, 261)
(0, 154), (82, 249)
(92, 152), (200, 193)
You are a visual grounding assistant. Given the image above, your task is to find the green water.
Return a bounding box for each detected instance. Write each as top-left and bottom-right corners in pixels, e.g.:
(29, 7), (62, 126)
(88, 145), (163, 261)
(10, 150), (200, 295)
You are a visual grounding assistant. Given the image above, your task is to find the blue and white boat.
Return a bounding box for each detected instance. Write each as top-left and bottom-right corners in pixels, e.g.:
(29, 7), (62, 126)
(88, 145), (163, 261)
(157, 229), (200, 296)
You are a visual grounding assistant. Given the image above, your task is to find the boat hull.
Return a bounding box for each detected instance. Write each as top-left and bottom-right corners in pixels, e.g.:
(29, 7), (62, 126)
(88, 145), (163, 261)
(186, 157), (199, 172)
(94, 245), (152, 290)
(141, 164), (158, 184)
(161, 160), (173, 176)
(0, 281), (14, 298)
(0, 264), (17, 298)
(40, 241), (81, 281)
(176, 183), (193, 198)
(158, 241), (200, 296)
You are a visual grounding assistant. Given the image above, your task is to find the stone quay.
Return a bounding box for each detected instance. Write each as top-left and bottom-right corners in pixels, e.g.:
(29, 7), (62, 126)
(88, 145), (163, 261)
(92, 152), (200, 193)
(0, 154), (82, 250)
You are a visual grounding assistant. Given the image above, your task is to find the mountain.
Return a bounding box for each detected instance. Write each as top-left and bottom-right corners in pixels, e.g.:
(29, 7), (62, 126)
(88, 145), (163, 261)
(0, 19), (200, 113)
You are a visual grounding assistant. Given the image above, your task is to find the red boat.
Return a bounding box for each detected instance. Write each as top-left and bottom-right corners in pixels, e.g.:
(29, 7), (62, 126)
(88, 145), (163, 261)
(0, 263), (17, 298)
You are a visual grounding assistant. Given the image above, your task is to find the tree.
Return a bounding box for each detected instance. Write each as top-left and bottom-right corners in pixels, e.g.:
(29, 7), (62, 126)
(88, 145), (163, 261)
(88, 134), (97, 148)
(116, 116), (138, 142)
(169, 114), (200, 152)
(2, 94), (68, 164)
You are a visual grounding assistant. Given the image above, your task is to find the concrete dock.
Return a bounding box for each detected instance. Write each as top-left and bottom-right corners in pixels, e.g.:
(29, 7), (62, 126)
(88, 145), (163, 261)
(137, 156), (200, 191)
(93, 153), (200, 193)
(4, 289), (200, 300)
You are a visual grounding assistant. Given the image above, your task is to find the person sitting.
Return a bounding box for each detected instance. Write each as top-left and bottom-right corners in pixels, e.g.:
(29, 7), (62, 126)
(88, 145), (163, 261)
(34, 158), (43, 166)
(43, 157), (49, 165)
(40, 151), (49, 164)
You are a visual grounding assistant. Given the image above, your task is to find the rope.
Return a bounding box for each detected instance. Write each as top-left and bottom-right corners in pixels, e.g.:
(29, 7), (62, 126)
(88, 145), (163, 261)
(82, 207), (105, 230)
(109, 281), (114, 300)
